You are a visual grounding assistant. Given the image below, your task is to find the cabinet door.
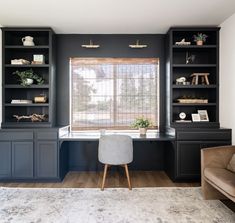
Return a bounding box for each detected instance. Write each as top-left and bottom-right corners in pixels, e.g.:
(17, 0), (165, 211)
(177, 141), (201, 179)
(12, 142), (34, 178)
(35, 141), (58, 178)
(177, 141), (231, 180)
(0, 142), (11, 178)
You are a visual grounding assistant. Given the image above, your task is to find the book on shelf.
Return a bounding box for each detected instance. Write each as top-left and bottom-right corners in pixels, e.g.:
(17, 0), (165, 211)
(11, 59), (30, 65)
(11, 99), (33, 104)
(175, 120), (192, 123)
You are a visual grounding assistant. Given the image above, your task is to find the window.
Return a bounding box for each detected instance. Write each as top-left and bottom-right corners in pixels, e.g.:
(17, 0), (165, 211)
(70, 58), (159, 131)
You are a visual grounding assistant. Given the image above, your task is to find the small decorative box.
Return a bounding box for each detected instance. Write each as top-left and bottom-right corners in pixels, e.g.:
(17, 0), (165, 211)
(34, 95), (47, 103)
(33, 55), (45, 64)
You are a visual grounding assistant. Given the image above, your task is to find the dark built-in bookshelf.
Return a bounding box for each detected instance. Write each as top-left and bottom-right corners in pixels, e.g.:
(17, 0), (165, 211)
(1, 28), (56, 128)
(166, 27), (220, 128)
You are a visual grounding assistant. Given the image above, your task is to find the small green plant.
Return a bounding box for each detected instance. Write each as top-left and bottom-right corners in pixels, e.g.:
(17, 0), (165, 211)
(13, 69), (44, 86)
(193, 33), (208, 42)
(132, 117), (152, 128)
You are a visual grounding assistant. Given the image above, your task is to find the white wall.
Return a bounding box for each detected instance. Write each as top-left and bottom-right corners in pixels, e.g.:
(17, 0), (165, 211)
(220, 12), (235, 144)
(0, 25), (2, 125)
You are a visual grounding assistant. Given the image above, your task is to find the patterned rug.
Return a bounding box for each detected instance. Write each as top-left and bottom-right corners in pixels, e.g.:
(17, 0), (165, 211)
(0, 187), (234, 223)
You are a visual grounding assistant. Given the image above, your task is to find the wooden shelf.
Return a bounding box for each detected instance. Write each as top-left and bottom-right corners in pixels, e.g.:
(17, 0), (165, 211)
(173, 64), (217, 68)
(172, 45), (217, 49)
(5, 85), (49, 89)
(5, 103), (49, 107)
(1, 122), (52, 128)
(172, 85), (217, 89)
(5, 45), (49, 49)
(5, 64), (50, 68)
(172, 103), (216, 106)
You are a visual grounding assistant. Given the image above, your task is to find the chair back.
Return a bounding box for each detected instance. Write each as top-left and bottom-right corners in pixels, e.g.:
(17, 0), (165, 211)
(98, 135), (133, 165)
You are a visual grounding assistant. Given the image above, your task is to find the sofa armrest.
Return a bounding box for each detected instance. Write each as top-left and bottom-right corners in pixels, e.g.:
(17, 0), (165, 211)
(201, 145), (235, 200)
(201, 145), (235, 170)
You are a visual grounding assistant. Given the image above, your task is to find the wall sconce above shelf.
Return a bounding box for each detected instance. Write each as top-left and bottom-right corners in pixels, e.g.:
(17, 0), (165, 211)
(81, 40), (100, 49)
(129, 40), (147, 49)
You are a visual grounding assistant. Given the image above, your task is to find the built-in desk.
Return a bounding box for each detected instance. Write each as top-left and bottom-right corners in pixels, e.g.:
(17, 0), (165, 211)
(59, 132), (175, 142)
(58, 131), (176, 179)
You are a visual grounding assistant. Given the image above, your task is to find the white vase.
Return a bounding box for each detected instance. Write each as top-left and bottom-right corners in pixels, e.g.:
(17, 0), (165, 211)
(139, 128), (147, 135)
(22, 36), (35, 46)
(25, 78), (34, 85)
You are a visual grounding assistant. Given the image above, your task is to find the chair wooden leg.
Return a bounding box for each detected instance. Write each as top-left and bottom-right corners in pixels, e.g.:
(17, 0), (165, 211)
(124, 164), (132, 190)
(101, 164), (109, 191)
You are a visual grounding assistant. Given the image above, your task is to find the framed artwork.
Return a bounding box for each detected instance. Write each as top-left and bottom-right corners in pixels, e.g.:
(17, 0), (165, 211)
(198, 110), (209, 122)
(191, 113), (200, 122)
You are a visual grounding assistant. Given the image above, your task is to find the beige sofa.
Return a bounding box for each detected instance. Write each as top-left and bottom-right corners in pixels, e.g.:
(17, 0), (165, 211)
(201, 145), (235, 202)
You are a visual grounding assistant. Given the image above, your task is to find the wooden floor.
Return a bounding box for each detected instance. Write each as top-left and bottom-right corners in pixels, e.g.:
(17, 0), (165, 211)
(0, 171), (200, 188)
(0, 171), (234, 212)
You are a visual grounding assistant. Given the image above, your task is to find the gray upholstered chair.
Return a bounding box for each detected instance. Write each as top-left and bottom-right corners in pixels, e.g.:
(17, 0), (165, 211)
(98, 135), (133, 190)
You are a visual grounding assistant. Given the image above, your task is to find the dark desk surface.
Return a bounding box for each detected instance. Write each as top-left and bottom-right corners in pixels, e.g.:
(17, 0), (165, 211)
(59, 132), (175, 142)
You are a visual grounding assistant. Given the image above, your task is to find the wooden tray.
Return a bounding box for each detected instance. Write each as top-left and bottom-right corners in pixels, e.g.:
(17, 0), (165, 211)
(177, 99), (208, 103)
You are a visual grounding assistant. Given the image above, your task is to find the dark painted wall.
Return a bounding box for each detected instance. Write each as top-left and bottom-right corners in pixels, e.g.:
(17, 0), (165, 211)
(56, 34), (166, 131)
(67, 141), (165, 171)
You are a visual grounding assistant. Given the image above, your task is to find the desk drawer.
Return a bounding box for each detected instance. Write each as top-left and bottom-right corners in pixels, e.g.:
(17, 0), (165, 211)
(0, 132), (33, 141)
(35, 132), (58, 140)
(177, 130), (231, 141)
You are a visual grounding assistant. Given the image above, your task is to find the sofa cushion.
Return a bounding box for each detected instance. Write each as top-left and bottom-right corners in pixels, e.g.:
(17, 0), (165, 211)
(204, 167), (235, 198)
(227, 153), (235, 173)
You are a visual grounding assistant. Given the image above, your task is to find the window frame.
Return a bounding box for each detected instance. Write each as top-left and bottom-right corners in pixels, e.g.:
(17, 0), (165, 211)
(69, 57), (160, 132)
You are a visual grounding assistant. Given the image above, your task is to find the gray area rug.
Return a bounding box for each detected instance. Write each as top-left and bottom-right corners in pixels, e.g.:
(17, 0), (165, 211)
(0, 187), (234, 223)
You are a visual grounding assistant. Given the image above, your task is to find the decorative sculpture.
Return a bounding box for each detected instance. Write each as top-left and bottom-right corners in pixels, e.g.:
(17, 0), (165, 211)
(186, 54), (196, 64)
(176, 77), (186, 85)
(175, 39), (191, 45)
(13, 114), (47, 122)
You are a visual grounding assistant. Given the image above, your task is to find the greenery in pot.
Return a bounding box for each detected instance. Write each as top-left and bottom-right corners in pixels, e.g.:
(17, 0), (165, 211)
(193, 33), (208, 44)
(13, 69), (44, 86)
(132, 117), (152, 129)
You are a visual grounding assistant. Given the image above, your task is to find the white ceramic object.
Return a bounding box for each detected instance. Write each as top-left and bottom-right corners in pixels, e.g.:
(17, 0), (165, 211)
(25, 78), (34, 85)
(22, 36), (35, 46)
(139, 128), (147, 135)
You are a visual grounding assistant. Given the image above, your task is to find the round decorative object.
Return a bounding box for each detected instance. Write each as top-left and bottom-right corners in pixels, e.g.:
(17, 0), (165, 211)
(179, 112), (186, 120)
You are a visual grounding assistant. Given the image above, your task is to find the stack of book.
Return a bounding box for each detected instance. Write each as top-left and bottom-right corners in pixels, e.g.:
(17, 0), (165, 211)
(11, 99), (32, 104)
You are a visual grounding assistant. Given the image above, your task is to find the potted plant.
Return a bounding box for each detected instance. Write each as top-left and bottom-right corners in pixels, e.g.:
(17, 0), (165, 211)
(13, 69), (44, 86)
(193, 33), (208, 45)
(132, 117), (152, 135)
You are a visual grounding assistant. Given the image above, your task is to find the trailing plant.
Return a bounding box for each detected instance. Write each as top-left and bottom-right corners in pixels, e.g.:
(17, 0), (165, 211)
(13, 69), (44, 86)
(193, 33), (208, 42)
(132, 117), (152, 129)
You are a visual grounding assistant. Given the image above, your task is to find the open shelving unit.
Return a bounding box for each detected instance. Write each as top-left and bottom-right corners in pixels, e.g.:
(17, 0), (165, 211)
(166, 27), (220, 128)
(1, 27), (56, 128)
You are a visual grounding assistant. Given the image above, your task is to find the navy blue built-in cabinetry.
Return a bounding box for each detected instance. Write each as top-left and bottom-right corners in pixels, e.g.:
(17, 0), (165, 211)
(0, 142), (11, 178)
(0, 26), (232, 183)
(0, 129), (60, 181)
(165, 128), (231, 181)
(165, 27), (232, 181)
(35, 140), (58, 178)
(0, 27), (59, 182)
(12, 141), (34, 178)
(1, 27), (56, 128)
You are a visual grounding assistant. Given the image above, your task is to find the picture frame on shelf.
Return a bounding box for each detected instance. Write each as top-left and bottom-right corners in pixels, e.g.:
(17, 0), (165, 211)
(198, 110), (209, 122)
(191, 113), (200, 122)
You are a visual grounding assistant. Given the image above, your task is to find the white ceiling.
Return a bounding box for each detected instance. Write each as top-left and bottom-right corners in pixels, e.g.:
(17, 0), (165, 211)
(0, 0), (235, 34)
